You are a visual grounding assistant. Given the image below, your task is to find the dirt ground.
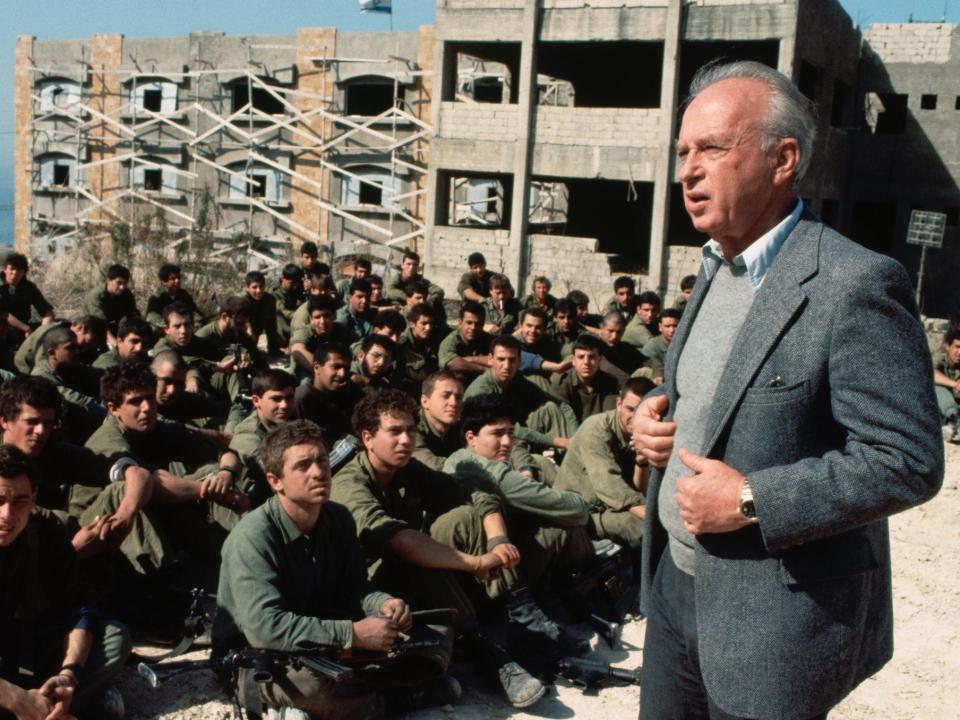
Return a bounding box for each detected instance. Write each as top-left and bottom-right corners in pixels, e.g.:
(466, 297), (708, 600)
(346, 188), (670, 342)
(117, 441), (960, 719)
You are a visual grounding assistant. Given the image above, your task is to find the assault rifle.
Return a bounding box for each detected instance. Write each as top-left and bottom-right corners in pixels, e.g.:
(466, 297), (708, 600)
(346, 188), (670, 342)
(555, 656), (641, 690)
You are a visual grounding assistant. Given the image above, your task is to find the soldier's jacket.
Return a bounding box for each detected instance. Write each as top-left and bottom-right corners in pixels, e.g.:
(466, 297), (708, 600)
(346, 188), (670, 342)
(555, 408), (644, 512)
(31, 362), (104, 417)
(272, 285), (305, 324)
(289, 323), (358, 357)
(521, 293), (558, 319)
(336, 306), (374, 341)
(14, 320), (69, 374)
(413, 409), (462, 471)
(245, 293), (281, 352)
(0, 508), (95, 679)
(550, 324), (586, 358)
(83, 287), (139, 324)
(622, 317), (655, 349)
(481, 297), (523, 335)
(551, 368), (620, 423)
(600, 341), (646, 383)
(0, 278), (52, 325)
(158, 391), (229, 428)
(438, 329), (493, 370)
(349, 358), (395, 394)
(145, 287), (199, 328)
(672, 292), (688, 312)
(396, 329), (441, 389)
(457, 269), (492, 299)
(92, 348), (121, 370)
(331, 452), (500, 566)
(196, 320), (264, 367)
(295, 382), (362, 450)
(603, 298), (635, 323)
(33, 440), (111, 518)
(384, 274), (445, 306)
(85, 414), (220, 478)
(228, 410), (274, 508)
(934, 350), (960, 382)
(642, 335), (669, 378)
(442, 448), (590, 527)
(214, 496), (392, 653)
(153, 333), (222, 381)
(464, 369), (577, 448)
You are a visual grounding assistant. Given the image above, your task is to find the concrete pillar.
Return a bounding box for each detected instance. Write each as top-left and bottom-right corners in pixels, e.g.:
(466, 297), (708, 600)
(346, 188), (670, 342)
(292, 27), (337, 256)
(413, 25), (436, 257)
(87, 34), (124, 226)
(647, 0), (683, 297)
(504, 0), (540, 294)
(14, 36), (34, 254)
(422, 34), (446, 278)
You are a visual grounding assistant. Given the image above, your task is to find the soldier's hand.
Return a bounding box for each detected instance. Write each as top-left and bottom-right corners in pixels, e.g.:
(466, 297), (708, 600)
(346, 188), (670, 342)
(200, 471), (234, 499)
(102, 512), (135, 548)
(71, 514), (112, 559)
(490, 542), (521, 570)
(352, 616), (399, 653)
(472, 552), (504, 581)
(552, 436), (572, 450)
(39, 673), (76, 719)
(10, 686), (53, 720)
(379, 598), (413, 633)
(632, 394), (675, 468)
(216, 356), (238, 374)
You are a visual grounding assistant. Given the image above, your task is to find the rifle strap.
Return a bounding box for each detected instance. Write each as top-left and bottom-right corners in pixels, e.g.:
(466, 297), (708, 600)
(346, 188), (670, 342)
(145, 632), (198, 664)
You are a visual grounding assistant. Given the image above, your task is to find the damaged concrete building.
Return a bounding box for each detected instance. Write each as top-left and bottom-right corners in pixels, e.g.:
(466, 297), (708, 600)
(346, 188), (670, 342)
(13, 0), (960, 315)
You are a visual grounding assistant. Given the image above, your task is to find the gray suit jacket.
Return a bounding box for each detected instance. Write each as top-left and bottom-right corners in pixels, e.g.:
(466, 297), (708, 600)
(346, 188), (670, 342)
(641, 212), (944, 719)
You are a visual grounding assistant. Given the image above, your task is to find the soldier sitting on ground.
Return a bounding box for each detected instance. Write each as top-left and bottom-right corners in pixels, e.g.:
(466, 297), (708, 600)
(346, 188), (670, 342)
(0, 251), (54, 346)
(0, 444), (131, 720)
(673, 273), (697, 312)
(438, 301), (493, 385)
(295, 341), (363, 456)
(603, 276), (637, 323)
(289, 295), (355, 380)
(566, 289), (602, 331)
(215, 419), (459, 720)
(482, 274), (522, 336)
(554, 376), (653, 547)
(351, 334), (397, 392)
(552, 334), (621, 423)
(622, 290), (661, 349)
(272, 263), (305, 350)
(14, 315), (105, 375)
(244, 271), (282, 357)
(145, 263), (199, 331)
(597, 311), (647, 384)
(336, 277), (375, 341)
(457, 251), (493, 302)
(521, 276), (558, 320)
(93, 317), (153, 370)
(395, 303), (443, 395)
(384, 251), (444, 310)
(150, 349), (230, 437)
(551, 298), (586, 355)
(641, 308), (680, 384)
(933, 326), (960, 439)
(83, 264), (139, 342)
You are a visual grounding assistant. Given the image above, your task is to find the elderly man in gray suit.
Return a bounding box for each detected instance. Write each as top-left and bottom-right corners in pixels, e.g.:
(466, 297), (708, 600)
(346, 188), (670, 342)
(632, 61), (943, 720)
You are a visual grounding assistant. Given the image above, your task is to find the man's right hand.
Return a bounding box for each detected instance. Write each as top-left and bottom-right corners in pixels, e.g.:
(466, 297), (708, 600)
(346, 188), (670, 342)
(352, 616), (399, 653)
(632, 394), (676, 468)
(9, 686), (53, 720)
(472, 552), (504, 581)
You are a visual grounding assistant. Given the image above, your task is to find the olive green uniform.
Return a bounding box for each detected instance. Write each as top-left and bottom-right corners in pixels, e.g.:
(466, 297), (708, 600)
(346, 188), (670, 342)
(395, 329), (441, 393)
(0, 508), (131, 717)
(331, 453), (501, 627)
(933, 349), (960, 420)
(521, 294), (558, 319)
(272, 284), (305, 347)
(14, 319), (69, 374)
(551, 368), (620, 423)
(622, 316), (655, 349)
(457, 270), (493, 300)
(145, 287), (199, 329)
(288, 322), (356, 380)
(31, 361), (105, 443)
(228, 410), (274, 509)
(245, 292), (282, 355)
(464, 369), (578, 450)
(83, 287), (139, 325)
(384, 274), (444, 307)
(555, 408), (644, 545)
(481, 297), (522, 335)
(641, 334), (669, 378)
(92, 347), (121, 370)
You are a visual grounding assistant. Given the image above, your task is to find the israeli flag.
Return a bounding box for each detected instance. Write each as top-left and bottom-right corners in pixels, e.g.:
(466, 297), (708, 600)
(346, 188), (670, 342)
(360, 0), (392, 13)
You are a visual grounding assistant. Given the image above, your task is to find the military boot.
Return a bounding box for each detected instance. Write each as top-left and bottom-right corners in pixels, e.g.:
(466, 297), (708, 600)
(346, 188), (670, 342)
(471, 632), (546, 709)
(505, 586), (590, 656)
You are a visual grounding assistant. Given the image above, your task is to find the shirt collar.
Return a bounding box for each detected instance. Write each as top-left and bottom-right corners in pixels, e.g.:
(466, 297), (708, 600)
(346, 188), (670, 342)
(701, 199), (803, 289)
(268, 495), (311, 543)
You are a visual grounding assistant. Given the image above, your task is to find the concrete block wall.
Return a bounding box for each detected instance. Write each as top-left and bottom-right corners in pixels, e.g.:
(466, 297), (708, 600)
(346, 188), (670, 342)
(526, 233), (614, 301)
(534, 107), (660, 147)
(428, 226), (511, 291)
(438, 102), (519, 141)
(865, 23), (953, 64)
(14, 37), (33, 253)
(664, 244), (702, 298)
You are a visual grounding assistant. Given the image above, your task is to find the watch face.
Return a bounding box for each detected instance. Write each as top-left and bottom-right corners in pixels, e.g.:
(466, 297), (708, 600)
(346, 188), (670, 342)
(741, 500), (756, 519)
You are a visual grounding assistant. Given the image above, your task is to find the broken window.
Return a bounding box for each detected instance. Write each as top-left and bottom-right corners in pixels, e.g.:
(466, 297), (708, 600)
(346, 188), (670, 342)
(38, 153), (77, 189)
(437, 172), (512, 228)
(921, 94), (938, 110)
(537, 42), (663, 108)
(143, 168), (162, 192)
(831, 80), (850, 128)
(528, 181), (569, 229)
(797, 60), (821, 102)
(129, 79), (178, 115)
(231, 78), (286, 115)
(228, 163), (284, 204)
(443, 42), (520, 103)
(344, 79), (395, 116)
(133, 160), (178, 194)
(143, 88), (162, 112)
(247, 174), (268, 199)
(340, 166), (399, 208)
(37, 78), (81, 114)
(863, 92), (907, 134)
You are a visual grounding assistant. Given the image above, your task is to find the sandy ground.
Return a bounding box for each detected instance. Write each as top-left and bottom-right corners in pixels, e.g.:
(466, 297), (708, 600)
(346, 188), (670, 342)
(117, 442), (960, 719)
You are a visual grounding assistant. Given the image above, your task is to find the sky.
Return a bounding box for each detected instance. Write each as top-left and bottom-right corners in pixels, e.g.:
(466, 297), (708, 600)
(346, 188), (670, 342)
(2, 0), (957, 246)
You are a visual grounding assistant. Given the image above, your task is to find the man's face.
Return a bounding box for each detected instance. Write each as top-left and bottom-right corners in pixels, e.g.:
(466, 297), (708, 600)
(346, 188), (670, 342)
(600, 320), (624, 347)
(410, 315), (433, 342)
(313, 353), (350, 392)
(574, 302), (589, 320)
(349, 290), (370, 314)
(372, 325), (400, 344)
(533, 281), (549, 301)
(301, 252), (317, 268)
(490, 286), (506, 304)
(467, 419), (513, 462)
(3, 265), (25, 286)
(153, 363), (185, 406)
(555, 310), (575, 333)
(110, 388), (158, 433)
(162, 274), (181, 294)
(470, 262), (486, 279)
(660, 316), (679, 345)
(362, 411), (415, 471)
(572, 348), (600, 382)
(280, 276), (297, 291)
(681, 287), (693, 301)
(117, 332), (147, 360)
(359, 345), (392, 378)
(490, 346), (520, 386)
(615, 286), (634, 311)
(246, 281), (265, 301)
(638, 302), (659, 326)
(617, 390), (642, 437)
(400, 257), (418, 280)
(947, 339), (960, 367)
(253, 387), (295, 427)
(106, 276), (128, 296)
(0, 474), (35, 548)
(1, 404), (58, 458)
(459, 312), (481, 342)
(309, 309), (335, 338)
(421, 378), (463, 429)
(268, 442), (330, 508)
(406, 291), (427, 307)
(369, 282), (383, 304)
(51, 339), (78, 367)
(71, 323), (97, 351)
(519, 315), (546, 346)
(676, 78), (784, 248)
(165, 313), (194, 347)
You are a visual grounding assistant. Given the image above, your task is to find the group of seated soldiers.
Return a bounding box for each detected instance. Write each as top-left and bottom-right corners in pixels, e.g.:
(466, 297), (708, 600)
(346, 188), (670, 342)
(0, 243), (695, 720)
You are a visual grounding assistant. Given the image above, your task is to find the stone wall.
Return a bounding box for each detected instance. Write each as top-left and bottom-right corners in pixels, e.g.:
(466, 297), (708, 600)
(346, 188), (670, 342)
(865, 23), (953, 64)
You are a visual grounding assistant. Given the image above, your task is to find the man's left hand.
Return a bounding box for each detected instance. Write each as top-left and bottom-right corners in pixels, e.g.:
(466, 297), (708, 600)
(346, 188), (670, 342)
(379, 598), (413, 633)
(38, 673), (75, 719)
(676, 448), (751, 535)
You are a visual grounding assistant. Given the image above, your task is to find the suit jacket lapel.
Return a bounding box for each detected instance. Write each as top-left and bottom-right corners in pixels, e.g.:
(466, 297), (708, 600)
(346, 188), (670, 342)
(699, 215), (823, 456)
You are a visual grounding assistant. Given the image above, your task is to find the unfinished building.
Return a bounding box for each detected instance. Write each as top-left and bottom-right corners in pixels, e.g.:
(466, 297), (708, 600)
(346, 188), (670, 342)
(14, 27), (435, 274)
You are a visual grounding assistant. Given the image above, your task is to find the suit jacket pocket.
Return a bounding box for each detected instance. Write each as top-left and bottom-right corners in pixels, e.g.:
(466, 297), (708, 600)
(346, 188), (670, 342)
(778, 532), (878, 587)
(741, 379), (810, 406)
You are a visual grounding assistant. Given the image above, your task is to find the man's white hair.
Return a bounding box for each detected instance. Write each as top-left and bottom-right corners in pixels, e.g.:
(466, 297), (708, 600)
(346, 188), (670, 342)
(687, 60), (818, 182)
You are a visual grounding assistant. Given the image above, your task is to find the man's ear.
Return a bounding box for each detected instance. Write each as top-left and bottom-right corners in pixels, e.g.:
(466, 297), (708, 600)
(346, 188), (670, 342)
(772, 137), (800, 188)
(360, 428), (374, 451)
(464, 429), (477, 450)
(266, 471), (283, 495)
(420, 393), (430, 410)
